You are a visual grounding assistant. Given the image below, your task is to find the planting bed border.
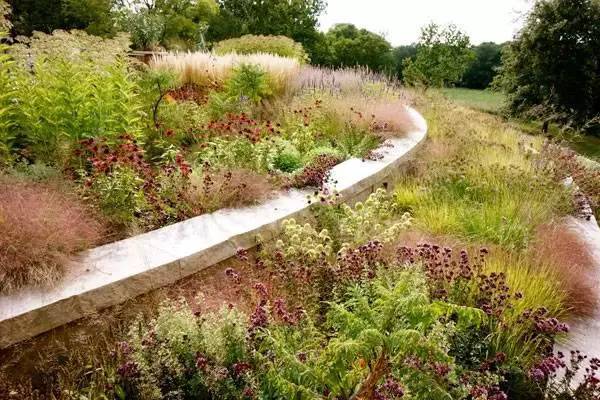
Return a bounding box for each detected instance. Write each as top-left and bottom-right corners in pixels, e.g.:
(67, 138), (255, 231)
(0, 107), (427, 349)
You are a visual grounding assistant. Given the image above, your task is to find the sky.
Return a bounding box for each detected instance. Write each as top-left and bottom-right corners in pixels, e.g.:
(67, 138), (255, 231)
(319, 0), (535, 46)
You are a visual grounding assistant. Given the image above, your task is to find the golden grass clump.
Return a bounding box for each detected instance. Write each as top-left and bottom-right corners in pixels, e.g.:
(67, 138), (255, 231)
(151, 51), (300, 94)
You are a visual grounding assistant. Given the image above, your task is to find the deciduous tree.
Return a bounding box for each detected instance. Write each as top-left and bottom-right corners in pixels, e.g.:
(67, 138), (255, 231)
(321, 23), (393, 71)
(495, 0), (600, 132)
(403, 23), (474, 88)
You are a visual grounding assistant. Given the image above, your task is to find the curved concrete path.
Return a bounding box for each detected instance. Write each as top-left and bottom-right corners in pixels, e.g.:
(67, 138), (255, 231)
(0, 106), (428, 349)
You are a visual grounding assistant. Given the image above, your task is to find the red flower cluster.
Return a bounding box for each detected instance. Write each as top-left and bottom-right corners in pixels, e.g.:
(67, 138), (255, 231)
(203, 113), (280, 143)
(291, 154), (341, 189)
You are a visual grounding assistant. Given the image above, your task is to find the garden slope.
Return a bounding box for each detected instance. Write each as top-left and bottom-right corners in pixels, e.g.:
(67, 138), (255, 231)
(0, 107), (427, 349)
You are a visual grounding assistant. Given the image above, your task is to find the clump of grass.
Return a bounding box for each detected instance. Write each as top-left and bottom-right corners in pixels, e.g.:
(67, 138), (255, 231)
(151, 51), (300, 94)
(186, 168), (275, 213)
(0, 177), (104, 293)
(394, 97), (572, 250)
(531, 222), (598, 317)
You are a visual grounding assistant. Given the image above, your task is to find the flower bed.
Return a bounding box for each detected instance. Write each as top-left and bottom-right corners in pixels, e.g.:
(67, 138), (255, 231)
(0, 31), (418, 295)
(0, 106), (427, 349)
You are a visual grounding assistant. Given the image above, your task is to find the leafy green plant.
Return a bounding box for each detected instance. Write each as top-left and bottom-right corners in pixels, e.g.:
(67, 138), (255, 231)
(0, 34), (15, 164)
(207, 63), (274, 119)
(14, 56), (143, 166)
(90, 166), (148, 227)
(258, 267), (487, 400)
(117, 301), (253, 399)
(273, 144), (303, 173)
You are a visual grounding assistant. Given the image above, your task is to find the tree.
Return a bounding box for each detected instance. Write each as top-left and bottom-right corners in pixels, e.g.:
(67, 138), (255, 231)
(460, 42), (503, 89)
(115, 0), (218, 50)
(321, 23), (393, 71)
(495, 0), (600, 132)
(403, 23), (475, 88)
(9, 0), (116, 37)
(206, 0), (326, 59)
(391, 44), (417, 81)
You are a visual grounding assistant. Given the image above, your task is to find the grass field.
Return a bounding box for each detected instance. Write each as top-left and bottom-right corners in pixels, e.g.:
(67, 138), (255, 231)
(441, 88), (600, 161)
(440, 87), (505, 113)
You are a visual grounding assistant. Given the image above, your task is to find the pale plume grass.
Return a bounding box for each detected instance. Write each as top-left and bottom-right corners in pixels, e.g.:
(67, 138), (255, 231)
(151, 51), (300, 93)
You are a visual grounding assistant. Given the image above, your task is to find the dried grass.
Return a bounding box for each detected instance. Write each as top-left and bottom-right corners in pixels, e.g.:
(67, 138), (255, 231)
(531, 221), (598, 317)
(186, 168), (275, 212)
(151, 51), (300, 93)
(0, 178), (103, 293)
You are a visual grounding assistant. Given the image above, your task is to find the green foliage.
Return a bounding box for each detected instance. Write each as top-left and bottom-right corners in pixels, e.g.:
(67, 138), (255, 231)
(208, 63), (273, 118)
(273, 144), (303, 172)
(336, 122), (381, 158)
(391, 44), (418, 81)
(122, 301), (252, 399)
(9, 29), (131, 67)
(494, 0), (600, 132)
(214, 34), (309, 62)
(0, 35), (15, 164)
(9, 0), (116, 36)
(116, 0), (219, 50)
(207, 0), (326, 59)
(5, 30), (141, 166)
(460, 42), (504, 90)
(258, 267), (486, 400)
(13, 56), (142, 165)
(121, 8), (165, 51)
(403, 23), (475, 88)
(320, 24), (393, 72)
(225, 63), (273, 103)
(90, 166), (148, 226)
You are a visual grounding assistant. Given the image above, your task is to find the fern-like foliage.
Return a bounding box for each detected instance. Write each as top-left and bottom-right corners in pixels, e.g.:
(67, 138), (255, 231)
(257, 267), (486, 399)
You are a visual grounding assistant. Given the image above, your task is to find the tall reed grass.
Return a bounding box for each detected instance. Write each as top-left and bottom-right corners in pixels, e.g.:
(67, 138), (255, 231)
(151, 51), (300, 94)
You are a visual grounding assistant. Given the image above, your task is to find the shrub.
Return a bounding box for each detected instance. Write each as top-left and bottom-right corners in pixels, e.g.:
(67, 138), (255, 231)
(207, 63), (274, 118)
(257, 267), (487, 400)
(10, 31), (142, 166)
(78, 135), (192, 230)
(116, 301), (253, 399)
(214, 34), (309, 63)
(273, 145), (303, 173)
(0, 177), (103, 293)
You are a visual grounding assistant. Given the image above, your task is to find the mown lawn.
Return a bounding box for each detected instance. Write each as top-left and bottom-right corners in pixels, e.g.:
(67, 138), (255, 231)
(440, 87), (505, 113)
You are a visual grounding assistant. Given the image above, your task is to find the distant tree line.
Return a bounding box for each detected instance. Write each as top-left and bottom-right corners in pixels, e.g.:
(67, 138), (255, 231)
(6, 0), (499, 90)
(5, 0), (598, 132)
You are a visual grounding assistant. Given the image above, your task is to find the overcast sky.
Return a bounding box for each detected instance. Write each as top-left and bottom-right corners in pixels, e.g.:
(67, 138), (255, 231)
(319, 0), (535, 46)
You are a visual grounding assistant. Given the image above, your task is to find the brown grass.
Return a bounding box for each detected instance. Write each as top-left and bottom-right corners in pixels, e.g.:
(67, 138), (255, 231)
(187, 168), (275, 213)
(0, 178), (104, 293)
(531, 221), (598, 317)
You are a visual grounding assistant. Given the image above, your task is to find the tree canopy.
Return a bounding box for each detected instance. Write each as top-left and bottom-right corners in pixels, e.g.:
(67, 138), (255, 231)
(115, 0), (218, 50)
(495, 0), (600, 132)
(207, 0), (326, 58)
(9, 0), (116, 37)
(461, 42), (504, 89)
(318, 23), (393, 71)
(402, 23), (474, 88)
